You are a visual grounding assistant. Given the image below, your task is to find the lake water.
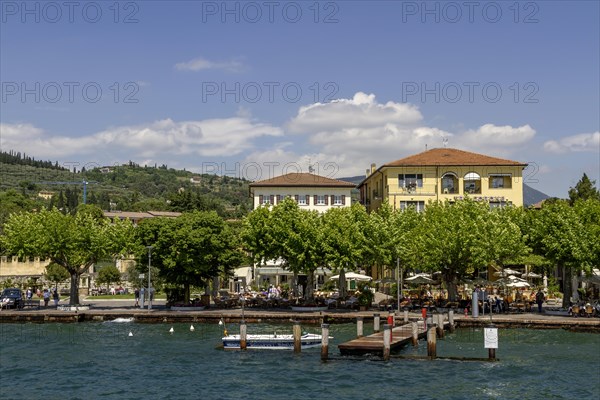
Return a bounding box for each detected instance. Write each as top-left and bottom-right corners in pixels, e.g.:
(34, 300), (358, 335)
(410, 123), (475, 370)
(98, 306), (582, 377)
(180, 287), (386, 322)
(0, 321), (598, 400)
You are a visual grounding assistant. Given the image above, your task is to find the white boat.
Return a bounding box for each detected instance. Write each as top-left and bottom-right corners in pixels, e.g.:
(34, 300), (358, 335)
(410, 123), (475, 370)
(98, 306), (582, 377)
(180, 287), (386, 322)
(222, 332), (328, 350)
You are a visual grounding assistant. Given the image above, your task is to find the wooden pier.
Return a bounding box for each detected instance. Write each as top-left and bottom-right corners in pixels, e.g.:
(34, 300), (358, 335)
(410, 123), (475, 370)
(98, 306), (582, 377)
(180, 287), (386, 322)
(338, 322), (437, 356)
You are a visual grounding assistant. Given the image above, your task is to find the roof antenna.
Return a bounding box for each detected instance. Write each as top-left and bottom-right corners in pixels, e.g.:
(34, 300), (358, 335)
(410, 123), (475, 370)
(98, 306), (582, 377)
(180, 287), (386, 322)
(308, 158), (315, 174)
(443, 138), (449, 148)
(425, 144), (428, 151)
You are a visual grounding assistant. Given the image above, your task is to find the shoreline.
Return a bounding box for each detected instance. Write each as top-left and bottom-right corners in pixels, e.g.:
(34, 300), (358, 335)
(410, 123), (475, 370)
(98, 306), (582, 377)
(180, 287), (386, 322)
(1, 306), (599, 332)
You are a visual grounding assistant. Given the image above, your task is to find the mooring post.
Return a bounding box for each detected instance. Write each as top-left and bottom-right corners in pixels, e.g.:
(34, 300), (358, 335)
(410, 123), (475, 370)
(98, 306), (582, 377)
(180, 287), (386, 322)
(357, 316), (364, 338)
(427, 327), (437, 359)
(403, 309), (409, 323)
(472, 289), (479, 318)
(383, 324), (391, 361)
(411, 322), (419, 346)
(240, 320), (247, 350)
(448, 310), (455, 333)
(484, 324), (498, 361)
(389, 311), (395, 327)
(373, 313), (380, 332)
(436, 314), (444, 338)
(321, 323), (329, 361)
(293, 321), (302, 353)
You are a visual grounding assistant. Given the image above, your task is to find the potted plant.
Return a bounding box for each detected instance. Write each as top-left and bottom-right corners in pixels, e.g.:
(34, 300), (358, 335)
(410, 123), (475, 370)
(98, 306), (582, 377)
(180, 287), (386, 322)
(358, 285), (374, 311)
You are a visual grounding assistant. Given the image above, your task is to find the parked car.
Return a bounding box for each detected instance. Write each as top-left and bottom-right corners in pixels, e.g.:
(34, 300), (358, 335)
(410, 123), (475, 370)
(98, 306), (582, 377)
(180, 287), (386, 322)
(0, 288), (24, 309)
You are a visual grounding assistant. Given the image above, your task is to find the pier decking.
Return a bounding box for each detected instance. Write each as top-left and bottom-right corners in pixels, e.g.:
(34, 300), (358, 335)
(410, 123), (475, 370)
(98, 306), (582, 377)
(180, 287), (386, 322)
(338, 323), (428, 356)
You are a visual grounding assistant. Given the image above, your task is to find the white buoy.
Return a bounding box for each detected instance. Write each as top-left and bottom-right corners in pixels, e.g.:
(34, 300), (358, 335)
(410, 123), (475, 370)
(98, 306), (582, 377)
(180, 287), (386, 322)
(128, 331), (133, 337)
(190, 325), (195, 331)
(218, 319), (223, 326)
(169, 327), (174, 334)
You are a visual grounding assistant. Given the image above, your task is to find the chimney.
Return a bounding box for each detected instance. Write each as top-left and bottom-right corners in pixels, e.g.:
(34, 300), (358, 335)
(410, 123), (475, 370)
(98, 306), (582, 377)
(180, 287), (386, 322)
(366, 169), (370, 177)
(370, 163), (376, 174)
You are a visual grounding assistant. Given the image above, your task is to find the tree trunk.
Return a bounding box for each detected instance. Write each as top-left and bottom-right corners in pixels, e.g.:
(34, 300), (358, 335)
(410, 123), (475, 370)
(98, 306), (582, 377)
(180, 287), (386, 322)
(562, 264), (572, 308)
(571, 271), (580, 303)
(293, 271), (298, 298)
(184, 281), (190, 304)
(70, 272), (80, 305)
(306, 270), (315, 300)
(444, 273), (459, 302)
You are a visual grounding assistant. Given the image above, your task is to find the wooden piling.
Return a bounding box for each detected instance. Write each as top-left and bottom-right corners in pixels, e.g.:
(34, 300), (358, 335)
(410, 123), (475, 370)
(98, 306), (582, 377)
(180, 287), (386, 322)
(411, 322), (419, 346)
(373, 313), (380, 332)
(357, 316), (364, 338)
(436, 314), (444, 338)
(240, 321), (247, 350)
(321, 323), (329, 361)
(403, 310), (409, 323)
(293, 321), (301, 353)
(427, 327), (437, 359)
(448, 310), (455, 333)
(383, 324), (391, 361)
(488, 348), (496, 361)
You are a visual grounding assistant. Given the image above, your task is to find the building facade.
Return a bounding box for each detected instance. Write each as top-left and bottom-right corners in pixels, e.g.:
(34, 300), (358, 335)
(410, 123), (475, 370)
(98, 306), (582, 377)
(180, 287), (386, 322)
(249, 172), (355, 211)
(358, 148), (527, 212)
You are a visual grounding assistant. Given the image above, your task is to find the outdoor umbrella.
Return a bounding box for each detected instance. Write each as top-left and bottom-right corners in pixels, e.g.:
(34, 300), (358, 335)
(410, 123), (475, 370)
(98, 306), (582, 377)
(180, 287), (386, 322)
(405, 275), (435, 285)
(330, 272), (373, 281)
(507, 281), (530, 288)
(522, 272), (542, 279)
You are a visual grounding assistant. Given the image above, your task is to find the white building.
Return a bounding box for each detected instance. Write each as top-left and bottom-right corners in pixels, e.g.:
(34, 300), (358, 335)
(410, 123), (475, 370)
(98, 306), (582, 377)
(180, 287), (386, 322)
(248, 172), (355, 211)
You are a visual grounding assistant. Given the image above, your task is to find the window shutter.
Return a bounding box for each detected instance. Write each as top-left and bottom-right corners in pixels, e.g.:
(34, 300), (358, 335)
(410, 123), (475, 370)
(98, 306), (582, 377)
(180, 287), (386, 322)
(294, 195), (299, 202)
(259, 195), (263, 204)
(342, 195), (346, 205)
(277, 194), (282, 203)
(314, 195), (318, 205)
(269, 195), (274, 204)
(325, 195), (329, 205)
(306, 195), (310, 205)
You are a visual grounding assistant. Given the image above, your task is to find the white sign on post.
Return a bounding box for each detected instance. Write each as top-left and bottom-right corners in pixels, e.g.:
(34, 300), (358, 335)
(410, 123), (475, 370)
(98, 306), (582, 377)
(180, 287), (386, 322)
(484, 327), (498, 349)
(139, 274), (145, 279)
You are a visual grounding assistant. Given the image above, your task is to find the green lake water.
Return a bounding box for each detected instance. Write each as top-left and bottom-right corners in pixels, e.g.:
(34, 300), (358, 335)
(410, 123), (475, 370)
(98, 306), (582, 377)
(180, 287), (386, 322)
(0, 322), (598, 400)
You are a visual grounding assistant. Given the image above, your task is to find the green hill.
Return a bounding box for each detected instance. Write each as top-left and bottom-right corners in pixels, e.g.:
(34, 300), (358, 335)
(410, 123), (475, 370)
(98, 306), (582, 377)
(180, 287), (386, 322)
(0, 152), (252, 220)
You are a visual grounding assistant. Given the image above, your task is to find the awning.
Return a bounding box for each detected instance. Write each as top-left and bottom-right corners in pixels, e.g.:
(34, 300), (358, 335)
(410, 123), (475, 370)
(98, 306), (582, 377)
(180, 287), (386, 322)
(329, 272), (372, 281)
(464, 172), (481, 180)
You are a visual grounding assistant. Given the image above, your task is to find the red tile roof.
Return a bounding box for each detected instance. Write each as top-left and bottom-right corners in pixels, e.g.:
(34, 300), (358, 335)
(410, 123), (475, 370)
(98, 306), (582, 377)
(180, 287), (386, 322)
(249, 173), (355, 188)
(384, 148), (527, 167)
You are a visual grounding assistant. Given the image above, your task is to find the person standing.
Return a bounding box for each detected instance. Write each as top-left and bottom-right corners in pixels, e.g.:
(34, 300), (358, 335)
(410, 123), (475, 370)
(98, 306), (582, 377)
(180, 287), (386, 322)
(134, 288), (140, 307)
(52, 289), (60, 307)
(535, 288), (545, 313)
(43, 289), (50, 307)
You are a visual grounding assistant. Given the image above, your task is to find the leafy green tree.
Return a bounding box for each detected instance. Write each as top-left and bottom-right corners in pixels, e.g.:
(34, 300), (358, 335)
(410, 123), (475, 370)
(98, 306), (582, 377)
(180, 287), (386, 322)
(322, 203), (368, 286)
(136, 211), (243, 303)
(44, 262), (70, 289)
(525, 199), (594, 307)
(240, 205), (275, 270)
(1, 208), (135, 305)
(568, 173), (600, 205)
(96, 265), (122, 291)
(416, 199), (495, 301)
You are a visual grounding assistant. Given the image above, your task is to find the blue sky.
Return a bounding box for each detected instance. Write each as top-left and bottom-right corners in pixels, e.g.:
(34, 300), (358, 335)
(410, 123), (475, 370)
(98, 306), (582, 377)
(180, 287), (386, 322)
(1, 0), (598, 197)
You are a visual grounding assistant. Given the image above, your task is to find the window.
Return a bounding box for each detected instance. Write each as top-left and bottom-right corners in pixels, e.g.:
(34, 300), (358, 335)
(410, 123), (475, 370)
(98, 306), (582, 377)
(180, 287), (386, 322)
(259, 195), (271, 205)
(463, 172), (481, 194)
(316, 195), (326, 205)
(298, 195), (307, 205)
(400, 201), (425, 212)
(333, 195), (344, 205)
(489, 174), (512, 189)
(399, 174), (423, 191)
(441, 173), (458, 194)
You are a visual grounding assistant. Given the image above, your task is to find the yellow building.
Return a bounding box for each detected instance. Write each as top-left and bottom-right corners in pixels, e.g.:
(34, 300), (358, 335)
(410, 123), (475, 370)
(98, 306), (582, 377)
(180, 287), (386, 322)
(358, 148), (527, 212)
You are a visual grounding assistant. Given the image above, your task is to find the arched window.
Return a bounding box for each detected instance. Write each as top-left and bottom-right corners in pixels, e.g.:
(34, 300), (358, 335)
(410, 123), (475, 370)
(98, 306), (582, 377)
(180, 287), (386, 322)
(441, 172), (458, 194)
(464, 172), (481, 194)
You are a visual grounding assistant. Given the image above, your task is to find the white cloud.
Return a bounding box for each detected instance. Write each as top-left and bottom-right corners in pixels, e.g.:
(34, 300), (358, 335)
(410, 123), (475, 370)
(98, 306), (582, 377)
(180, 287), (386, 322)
(0, 117), (282, 160)
(543, 132), (600, 153)
(459, 124), (536, 146)
(287, 92), (423, 133)
(174, 57), (244, 72)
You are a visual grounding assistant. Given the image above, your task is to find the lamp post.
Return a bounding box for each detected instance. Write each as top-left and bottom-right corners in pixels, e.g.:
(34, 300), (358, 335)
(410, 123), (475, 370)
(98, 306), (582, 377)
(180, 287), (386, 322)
(146, 245), (153, 310)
